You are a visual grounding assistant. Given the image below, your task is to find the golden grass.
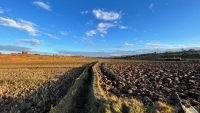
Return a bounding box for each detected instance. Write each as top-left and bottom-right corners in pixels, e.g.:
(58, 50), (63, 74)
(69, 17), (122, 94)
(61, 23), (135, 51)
(89, 62), (107, 113)
(146, 101), (177, 113)
(0, 56), (93, 112)
(0, 54), (93, 61)
(50, 63), (93, 113)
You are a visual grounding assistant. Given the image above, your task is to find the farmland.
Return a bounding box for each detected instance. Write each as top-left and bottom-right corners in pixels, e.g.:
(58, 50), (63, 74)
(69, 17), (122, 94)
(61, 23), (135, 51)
(96, 61), (200, 111)
(0, 55), (93, 112)
(0, 54), (200, 113)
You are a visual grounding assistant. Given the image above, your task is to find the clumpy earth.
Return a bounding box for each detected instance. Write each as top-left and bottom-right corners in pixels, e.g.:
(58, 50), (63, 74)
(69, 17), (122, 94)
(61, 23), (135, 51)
(97, 62), (200, 106)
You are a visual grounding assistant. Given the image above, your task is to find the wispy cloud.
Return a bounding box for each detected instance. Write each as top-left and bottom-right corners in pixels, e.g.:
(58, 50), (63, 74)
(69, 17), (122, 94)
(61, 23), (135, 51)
(81, 10), (88, 14)
(125, 42), (134, 46)
(85, 30), (97, 37)
(146, 42), (162, 48)
(56, 46), (200, 57)
(0, 44), (33, 52)
(100, 34), (104, 37)
(92, 9), (121, 21)
(59, 31), (68, 36)
(150, 3), (154, 9)
(115, 42), (134, 48)
(143, 41), (200, 50)
(0, 17), (38, 36)
(97, 23), (115, 34)
(82, 37), (95, 46)
(32, 1), (51, 11)
(56, 49), (115, 57)
(46, 33), (60, 39)
(133, 28), (137, 32)
(85, 21), (93, 26)
(119, 26), (128, 29)
(0, 7), (3, 14)
(0, 7), (11, 14)
(74, 41), (78, 44)
(15, 39), (41, 46)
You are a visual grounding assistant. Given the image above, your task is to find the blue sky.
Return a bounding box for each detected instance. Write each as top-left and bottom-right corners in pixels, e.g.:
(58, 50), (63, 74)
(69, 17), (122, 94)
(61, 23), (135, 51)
(0, 0), (200, 56)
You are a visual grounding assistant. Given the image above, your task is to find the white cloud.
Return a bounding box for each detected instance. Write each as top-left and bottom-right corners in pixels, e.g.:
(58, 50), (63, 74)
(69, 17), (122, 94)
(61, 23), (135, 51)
(119, 26), (128, 29)
(46, 33), (60, 39)
(150, 3), (154, 9)
(97, 23), (115, 34)
(0, 7), (11, 14)
(144, 41), (185, 49)
(85, 21), (93, 25)
(110, 54), (121, 56)
(92, 9), (121, 21)
(0, 45), (34, 52)
(81, 10), (88, 14)
(125, 42), (134, 46)
(60, 31), (68, 36)
(146, 42), (161, 47)
(82, 37), (95, 46)
(32, 1), (51, 11)
(55, 46), (200, 57)
(0, 17), (38, 36)
(115, 42), (134, 48)
(85, 23), (116, 37)
(87, 41), (95, 46)
(86, 30), (97, 37)
(0, 8), (3, 14)
(100, 34), (104, 37)
(15, 39), (41, 46)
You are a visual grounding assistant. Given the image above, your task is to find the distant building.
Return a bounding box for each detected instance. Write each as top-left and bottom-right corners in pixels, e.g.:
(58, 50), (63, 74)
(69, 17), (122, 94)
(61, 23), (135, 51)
(11, 52), (16, 55)
(22, 51), (28, 54)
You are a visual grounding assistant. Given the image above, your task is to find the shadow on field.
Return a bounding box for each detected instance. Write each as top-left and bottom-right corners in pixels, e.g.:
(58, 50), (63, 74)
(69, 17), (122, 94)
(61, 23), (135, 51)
(66, 66), (93, 113)
(0, 65), (88, 113)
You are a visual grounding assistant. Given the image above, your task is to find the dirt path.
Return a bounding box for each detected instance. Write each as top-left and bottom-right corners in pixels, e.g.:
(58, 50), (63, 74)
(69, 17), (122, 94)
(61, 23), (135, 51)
(50, 63), (95, 113)
(67, 66), (93, 113)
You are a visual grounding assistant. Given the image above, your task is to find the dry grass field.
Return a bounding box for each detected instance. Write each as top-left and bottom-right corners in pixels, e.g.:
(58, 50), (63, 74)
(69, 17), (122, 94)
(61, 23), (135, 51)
(0, 54), (93, 112)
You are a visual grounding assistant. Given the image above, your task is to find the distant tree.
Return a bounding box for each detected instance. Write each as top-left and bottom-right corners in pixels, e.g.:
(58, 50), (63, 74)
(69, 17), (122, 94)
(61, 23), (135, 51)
(181, 48), (186, 52)
(0, 52), (1, 54)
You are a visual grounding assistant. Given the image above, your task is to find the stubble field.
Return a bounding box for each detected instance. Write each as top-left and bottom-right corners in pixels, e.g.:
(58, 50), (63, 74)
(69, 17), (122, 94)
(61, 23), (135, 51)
(0, 58), (92, 113)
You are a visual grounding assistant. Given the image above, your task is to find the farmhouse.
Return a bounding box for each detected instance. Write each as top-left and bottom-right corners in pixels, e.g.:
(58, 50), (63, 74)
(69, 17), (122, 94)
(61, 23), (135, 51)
(22, 51), (28, 54)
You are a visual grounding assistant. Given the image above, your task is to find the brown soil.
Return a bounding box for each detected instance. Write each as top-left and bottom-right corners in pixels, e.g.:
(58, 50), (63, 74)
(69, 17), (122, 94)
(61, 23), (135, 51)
(96, 62), (200, 106)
